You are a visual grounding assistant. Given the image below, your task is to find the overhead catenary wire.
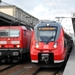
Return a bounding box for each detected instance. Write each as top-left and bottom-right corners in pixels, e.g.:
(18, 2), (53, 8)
(15, 0), (34, 26)
(16, 0), (27, 9)
(49, 0), (71, 24)
(55, 0), (65, 23)
(55, 0), (63, 15)
(49, 0), (62, 15)
(49, 0), (64, 23)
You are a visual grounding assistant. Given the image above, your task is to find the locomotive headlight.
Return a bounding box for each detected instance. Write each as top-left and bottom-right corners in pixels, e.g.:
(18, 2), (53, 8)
(36, 43), (39, 48)
(16, 45), (20, 48)
(54, 42), (58, 48)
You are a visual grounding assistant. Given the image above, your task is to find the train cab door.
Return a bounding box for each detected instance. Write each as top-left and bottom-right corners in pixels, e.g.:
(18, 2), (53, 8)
(26, 27), (32, 51)
(27, 30), (30, 51)
(23, 30), (27, 51)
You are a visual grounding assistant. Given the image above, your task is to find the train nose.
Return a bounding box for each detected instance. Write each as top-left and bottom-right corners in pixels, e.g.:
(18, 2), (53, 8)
(38, 53), (54, 64)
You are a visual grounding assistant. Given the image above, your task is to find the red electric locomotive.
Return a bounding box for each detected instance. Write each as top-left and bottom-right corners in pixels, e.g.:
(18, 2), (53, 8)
(0, 26), (32, 62)
(30, 21), (73, 66)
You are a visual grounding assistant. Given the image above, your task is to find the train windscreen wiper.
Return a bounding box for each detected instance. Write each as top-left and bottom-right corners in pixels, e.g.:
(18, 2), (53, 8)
(46, 36), (54, 44)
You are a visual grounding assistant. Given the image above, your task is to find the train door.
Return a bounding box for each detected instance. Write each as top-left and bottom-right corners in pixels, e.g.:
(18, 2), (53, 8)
(26, 27), (31, 51)
(23, 29), (28, 52)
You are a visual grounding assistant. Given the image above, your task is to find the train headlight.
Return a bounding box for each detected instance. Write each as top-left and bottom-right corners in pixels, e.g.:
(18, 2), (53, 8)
(16, 45), (20, 48)
(54, 42), (58, 48)
(36, 43), (39, 48)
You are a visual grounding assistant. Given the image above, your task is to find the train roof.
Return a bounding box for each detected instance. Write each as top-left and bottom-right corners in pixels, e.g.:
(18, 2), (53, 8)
(35, 21), (62, 28)
(0, 26), (27, 30)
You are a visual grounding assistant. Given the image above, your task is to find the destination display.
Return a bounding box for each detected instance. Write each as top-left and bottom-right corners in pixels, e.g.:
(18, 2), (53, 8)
(38, 27), (56, 30)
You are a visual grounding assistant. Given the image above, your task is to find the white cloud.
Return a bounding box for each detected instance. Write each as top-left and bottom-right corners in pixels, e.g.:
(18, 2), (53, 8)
(30, 4), (62, 20)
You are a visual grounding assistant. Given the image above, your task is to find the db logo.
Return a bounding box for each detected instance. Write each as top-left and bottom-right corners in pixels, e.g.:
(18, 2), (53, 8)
(43, 45), (49, 48)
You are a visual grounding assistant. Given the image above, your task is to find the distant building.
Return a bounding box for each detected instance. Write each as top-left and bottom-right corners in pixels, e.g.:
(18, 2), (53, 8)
(0, 2), (39, 26)
(61, 17), (75, 41)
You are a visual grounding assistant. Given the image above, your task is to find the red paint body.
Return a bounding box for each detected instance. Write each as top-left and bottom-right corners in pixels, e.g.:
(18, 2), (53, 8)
(30, 22), (68, 64)
(0, 26), (32, 62)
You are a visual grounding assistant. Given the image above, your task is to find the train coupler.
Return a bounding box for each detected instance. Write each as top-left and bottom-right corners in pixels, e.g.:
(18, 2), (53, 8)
(38, 53), (54, 64)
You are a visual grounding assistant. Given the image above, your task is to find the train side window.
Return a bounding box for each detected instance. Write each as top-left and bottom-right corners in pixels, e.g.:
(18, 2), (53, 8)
(24, 30), (26, 36)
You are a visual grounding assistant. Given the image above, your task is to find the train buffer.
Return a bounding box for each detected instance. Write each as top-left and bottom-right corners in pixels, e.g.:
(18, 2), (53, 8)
(63, 45), (75, 75)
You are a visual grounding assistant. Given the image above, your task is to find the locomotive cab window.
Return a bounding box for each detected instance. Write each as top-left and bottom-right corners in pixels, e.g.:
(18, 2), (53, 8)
(0, 30), (20, 37)
(0, 30), (8, 37)
(37, 27), (57, 42)
(9, 30), (20, 37)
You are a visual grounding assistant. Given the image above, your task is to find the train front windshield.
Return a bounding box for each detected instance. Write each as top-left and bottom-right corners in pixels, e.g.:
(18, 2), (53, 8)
(37, 27), (57, 42)
(0, 29), (20, 37)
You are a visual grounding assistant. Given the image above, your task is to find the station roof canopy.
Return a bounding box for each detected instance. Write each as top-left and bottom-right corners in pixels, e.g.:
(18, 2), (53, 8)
(0, 1), (39, 27)
(0, 12), (32, 26)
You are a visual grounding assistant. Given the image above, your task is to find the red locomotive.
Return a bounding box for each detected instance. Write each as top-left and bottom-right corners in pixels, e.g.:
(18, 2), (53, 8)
(30, 21), (73, 66)
(0, 26), (32, 62)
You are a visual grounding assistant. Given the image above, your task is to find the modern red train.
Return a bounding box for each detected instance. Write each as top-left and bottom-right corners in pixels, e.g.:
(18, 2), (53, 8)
(0, 26), (32, 62)
(30, 21), (73, 66)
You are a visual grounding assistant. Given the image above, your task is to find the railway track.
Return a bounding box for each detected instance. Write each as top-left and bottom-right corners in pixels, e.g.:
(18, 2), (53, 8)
(0, 62), (39, 75)
(0, 47), (72, 75)
(0, 57), (70, 75)
(32, 66), (64, 75)
(0, 61), (69, 75)
(31, 47), (72, 75)
(0, 64), (16, 73)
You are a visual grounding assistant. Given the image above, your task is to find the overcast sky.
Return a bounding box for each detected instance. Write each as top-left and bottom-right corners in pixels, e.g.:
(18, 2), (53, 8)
(1, 0), (75, 19)
(1, 0), (75, 33)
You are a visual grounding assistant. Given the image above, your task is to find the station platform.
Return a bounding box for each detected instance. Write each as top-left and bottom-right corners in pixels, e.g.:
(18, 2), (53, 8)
(63, 45), (75, 75)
